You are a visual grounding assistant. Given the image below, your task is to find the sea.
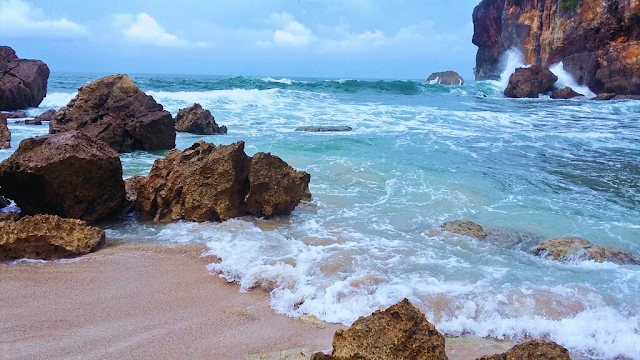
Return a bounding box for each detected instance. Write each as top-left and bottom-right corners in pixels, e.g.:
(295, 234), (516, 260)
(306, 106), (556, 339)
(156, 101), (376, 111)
(1, 65), (639, 359)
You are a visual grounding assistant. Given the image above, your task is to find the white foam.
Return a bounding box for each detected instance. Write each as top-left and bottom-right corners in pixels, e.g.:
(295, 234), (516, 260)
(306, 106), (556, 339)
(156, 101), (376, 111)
(39, 92), (76, 109)
(262, 77), (294, 85)
(491, 48), (527, 90)
(550, 62), (596, 97)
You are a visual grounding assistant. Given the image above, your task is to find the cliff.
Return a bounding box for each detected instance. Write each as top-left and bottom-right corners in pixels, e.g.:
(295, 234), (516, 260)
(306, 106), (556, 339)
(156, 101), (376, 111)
(472, 0), (640, 95)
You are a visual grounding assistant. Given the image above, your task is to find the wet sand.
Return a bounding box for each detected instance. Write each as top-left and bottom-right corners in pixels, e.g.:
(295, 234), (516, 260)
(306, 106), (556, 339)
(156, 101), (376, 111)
(0, 243), (512, 360)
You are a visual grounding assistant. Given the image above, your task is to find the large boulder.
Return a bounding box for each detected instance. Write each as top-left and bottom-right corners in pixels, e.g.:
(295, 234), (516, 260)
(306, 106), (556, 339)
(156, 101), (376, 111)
(551, 87), (582, 99)
(175, 103), (227, 135)
(426, 71), (465, 85)
(0, 131), (126, 223)
(0, 46), (50, 111)
(504, 66), (558, 98)
(311, 299), (447, 360)
(476, 339), (570, 360)
(49, 74), (175, 153)
(0, 214), (105, 261)
(534, 237), (640, 265)
(0, 113), (9, 149)
(441, 220), (486, 240)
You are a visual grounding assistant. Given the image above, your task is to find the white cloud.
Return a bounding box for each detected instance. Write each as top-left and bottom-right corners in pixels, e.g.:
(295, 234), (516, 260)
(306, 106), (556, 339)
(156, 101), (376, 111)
(113, 13), (210, 48)
(267, 12), (315, 47)
(0, 0), (89, 38)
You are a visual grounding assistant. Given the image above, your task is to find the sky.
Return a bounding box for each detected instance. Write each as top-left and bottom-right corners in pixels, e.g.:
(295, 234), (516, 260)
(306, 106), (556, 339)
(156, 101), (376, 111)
(0, 0), (482, 79)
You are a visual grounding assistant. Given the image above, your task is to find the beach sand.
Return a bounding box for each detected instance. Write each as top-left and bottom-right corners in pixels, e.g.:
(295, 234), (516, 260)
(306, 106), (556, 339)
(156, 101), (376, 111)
(0, 243), (513, 360)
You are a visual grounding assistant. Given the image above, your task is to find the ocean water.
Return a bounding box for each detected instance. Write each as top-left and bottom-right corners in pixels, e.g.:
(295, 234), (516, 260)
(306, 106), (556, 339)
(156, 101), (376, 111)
(2, 72), (640, 359)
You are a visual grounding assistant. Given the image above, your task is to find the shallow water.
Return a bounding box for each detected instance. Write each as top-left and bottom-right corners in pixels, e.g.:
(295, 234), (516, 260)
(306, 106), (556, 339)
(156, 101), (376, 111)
(2, 73), (640, 359)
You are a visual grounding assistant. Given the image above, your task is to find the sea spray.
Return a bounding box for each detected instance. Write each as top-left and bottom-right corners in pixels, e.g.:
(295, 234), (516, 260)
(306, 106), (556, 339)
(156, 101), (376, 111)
(492, 48), (527, 90)
(549, 62), (596, 97)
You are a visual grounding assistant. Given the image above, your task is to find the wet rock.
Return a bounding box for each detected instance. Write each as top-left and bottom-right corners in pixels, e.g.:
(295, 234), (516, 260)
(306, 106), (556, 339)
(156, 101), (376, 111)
(50, 74), (175, 153)
(2, 111), (28, 118)
(476, 339), (570, 360)
(0, 214), (105, 261)
(441, 220), (486, 240)
(175, 103), (227, 135)
(504, 66), (558, 98)
(0, 211), (20, 223)
(295, 126), (352, 132)
(0, 113), (9, 149)
(0, 46), (50, 111)
(310, 299), (447, 360)
(534, 237), (640, 265)
(551, 87), (582, 99)
(121, 175), (146, 214)
(592, 93), (617, 101)
(34, 109), (56, 122)
(0, 131), (126, 223)
(426, 71), (465, 85)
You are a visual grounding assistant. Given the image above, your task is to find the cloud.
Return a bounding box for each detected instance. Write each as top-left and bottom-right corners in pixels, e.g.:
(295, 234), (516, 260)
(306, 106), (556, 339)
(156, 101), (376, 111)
(267, 13), (315, 47)
(113, 13), (210, 48)
(0, 0), (89, 38)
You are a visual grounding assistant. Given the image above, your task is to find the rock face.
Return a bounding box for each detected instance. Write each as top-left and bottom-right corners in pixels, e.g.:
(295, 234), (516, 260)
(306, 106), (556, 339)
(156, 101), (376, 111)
(551, 87), (582, 99)
(504, 66), (558, 98)
(310, 299), (448, 360)
(0, 113), (9, 149)
(473, 0), (640, 95)
(0, 46), (50, 111)
(3, 111), (27, 118)
(295, 126), (353, 132)
(49, 74), (175, 153)
(34, 109), (56, 122)
(0, 131), (126, 223)
(0, 214), (105, 261)
(441, 220), (486, 240)
(175, 103), (227, 135)
(476, 339), (570, 360)
(534, 237), (640, 265)
(136, 141), (311, 223)
(426, 71), (465, 85)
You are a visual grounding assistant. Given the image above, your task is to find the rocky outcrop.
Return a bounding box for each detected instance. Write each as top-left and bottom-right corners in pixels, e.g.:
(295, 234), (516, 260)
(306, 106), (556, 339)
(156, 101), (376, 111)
(504, 66), (558, 98)
(0, 113), (9, 149)
(136, 141), (310, 223)
(441, 220), (486, 240)
(476, 339), (570, 360)
(426, 71), (465, 85)
(296, 126), (353, 132)
(0, 131), (126, 223)
(310, 299), (447, 360)
(34, 109), (56, 122)
(49, 74), (175, 153)
(2, 111), (27, 118)
(0, 46), (50, 111)
(473, 0), (640, 95)
(551, 87), (582, 99)
(0, 214), (105, 261)
(175, 103), (227, 135)
(534, 237), (640, 265)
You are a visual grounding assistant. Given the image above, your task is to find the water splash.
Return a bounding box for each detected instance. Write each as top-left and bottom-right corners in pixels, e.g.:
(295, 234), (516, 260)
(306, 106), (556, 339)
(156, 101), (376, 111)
(550, 62), (596, 98)
(493, 48), (527, 90)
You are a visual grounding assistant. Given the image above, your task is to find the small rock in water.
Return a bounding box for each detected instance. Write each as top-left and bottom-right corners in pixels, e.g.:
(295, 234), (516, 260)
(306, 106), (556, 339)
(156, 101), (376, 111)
(34, 109), (56, 122)
(534, 237), (640, 265)
(504, 66), (558, 98)
(15, 118), (42, 125)
(476, 339), (570, 360)
(592, 93), (617, 101)
(441, 220), (486, 240)
(295, 126), (352, 132)
(551, 87), (582, 99)
(2, 111), (28, 119)
(426, 70), (465, 85)
(175, 103), (227, 135)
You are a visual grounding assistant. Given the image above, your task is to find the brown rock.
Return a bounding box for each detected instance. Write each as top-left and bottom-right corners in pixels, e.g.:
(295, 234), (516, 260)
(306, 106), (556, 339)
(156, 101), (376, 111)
(49, 74), (175, 153)
(2, 111), (27, 118)
(550, 87), (582, 99)
(34, 109), (56, 122)
(0, 214), (105, 261)
(504, 66), (558, 98)
(592, 93), (617, 101)
(426, 71), (465, 85)
(0, 131), (126, 223)
(175, 103), (227, 135)
(441, 220), (486, 240)
(0, 46), (50, 111)
(534, 237), (639, 265)
(0, 211), (20, 223)
(0, 113), (9, 149)
(121, 175), (146, 214)
(311, 299), (447, 360)
(476, 339), (570, 360)
(15, 118), (42, 125)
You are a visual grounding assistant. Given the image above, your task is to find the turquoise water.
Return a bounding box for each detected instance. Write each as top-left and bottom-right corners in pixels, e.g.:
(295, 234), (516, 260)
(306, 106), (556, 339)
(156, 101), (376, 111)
(2, 73), (640, 359)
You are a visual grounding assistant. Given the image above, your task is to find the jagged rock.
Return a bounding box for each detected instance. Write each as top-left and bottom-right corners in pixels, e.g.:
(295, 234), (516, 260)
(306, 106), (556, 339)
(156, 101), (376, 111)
(49, 74), (175, 153)
(34, 109), (56, 122)
(0, 214), (105, 261)
(295, 126), (352, 132)
(504, 66), (558, 98)
(0, 113), (9, 149)
(426, 71), (465, 85)
(2, 111), (27, 118)
(175, 103), (227, 135)
(0, 46), (50, 111)
(534, 237), (640, 265)
(0, 131), (126, 223)
(310, 299), (447, 360)
(551, 87), (582, 99)
(476, 339), (570, 360)
(441, 220), (486, 240)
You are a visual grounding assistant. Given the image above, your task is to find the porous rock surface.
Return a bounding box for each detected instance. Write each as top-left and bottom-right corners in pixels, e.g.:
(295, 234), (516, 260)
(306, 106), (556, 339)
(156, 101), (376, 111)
(476, 339), (570, 360)
(534, 237), (639, 265)
(441, 220), (486, 240)
(0, 113), (9, 149)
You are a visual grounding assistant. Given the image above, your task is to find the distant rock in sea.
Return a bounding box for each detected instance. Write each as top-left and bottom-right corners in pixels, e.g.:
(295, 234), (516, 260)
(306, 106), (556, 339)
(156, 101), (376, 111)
(551, 87), (582, 99)
(426, 71), (464, 85)
(295, 126), (352, 132)
(0, 46), (50, 111)
(175, 103), (227, 135)
(534, 237), (640, 265)
(34, 109), (56, 122)
(441, 220), (486, 240)
(504, 66), (558, 98)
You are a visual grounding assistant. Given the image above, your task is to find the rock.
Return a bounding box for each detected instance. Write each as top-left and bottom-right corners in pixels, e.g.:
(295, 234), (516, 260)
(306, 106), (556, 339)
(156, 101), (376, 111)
(0, 211), (20, 223)
(310, 299), (447, 360)
(121, 175), (146, 214)
(426, 71), (465, 85)
(592, 93), (617, 101)
(612, 95), (640, 101)
(476, 339), (570, 360)
(175, 103), (227, 135)
(0, 113), (9, 149)
(534, 237), (640, 265)
(0, 214), (105, 261)
(295, 126), (352, 132)
(504, 66), (558, 98)
(15, 118), (42, 125)
(441, 220), (486, 240)
(0, 131), (126, 223)
(34, 109), (56, 122)
(245, 152), (311, 218)
(2, 111), (28, 118)
(49, 74), (175, 153)
(0, 46), (50, 111)
(551, 87), (582, 99)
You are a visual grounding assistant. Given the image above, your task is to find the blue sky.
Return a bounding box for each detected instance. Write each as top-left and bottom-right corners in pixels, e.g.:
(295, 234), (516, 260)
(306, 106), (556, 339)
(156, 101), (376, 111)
(0, 0), (481, 79)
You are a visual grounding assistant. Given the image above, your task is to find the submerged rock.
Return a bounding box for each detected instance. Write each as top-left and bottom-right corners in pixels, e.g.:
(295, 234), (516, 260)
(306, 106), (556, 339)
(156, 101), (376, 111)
(311, 299), (447, 360)
(551, 87), (582, 99)
(175, 103), (227, 135)
(0, 131), (126, 223)
(0, 46), (50, 111)
(476, 339), (570, 360)
(441, 220), (486, 240)
(34, 109), (56, 122)
(0, 113), (9, 149)
(426, 71), (465, 85)
(534, 237), (639, 265)
(0, 214), (105, 261)
(504, 66), (558, 98)
(295, 126), (352, 132)
(50, 74), (175, 153)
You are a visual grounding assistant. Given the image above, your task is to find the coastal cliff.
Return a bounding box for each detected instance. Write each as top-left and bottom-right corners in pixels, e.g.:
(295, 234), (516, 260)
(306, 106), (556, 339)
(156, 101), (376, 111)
(473, 0), (640, 95)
